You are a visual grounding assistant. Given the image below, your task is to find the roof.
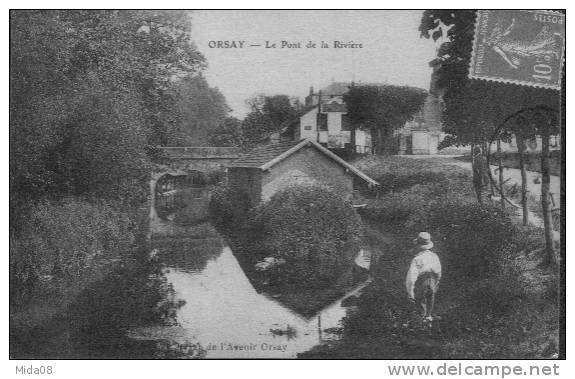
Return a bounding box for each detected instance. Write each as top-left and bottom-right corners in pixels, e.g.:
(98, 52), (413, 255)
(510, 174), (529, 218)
(228, 140), (301, 168)
(229, 139), (379, 187)
(321, 102), (348, 113)
(157, 146), (241, 159)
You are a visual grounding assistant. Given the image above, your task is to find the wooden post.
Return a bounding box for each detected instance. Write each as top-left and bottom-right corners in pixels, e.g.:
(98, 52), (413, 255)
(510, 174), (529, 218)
(516, 133), (529, 226)
(497, 139), (505, 210)
(540, 118), (557, 265)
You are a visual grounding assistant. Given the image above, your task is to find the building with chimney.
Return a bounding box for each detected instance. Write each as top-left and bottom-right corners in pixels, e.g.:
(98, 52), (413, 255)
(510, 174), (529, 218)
(277, 82), (373, 154)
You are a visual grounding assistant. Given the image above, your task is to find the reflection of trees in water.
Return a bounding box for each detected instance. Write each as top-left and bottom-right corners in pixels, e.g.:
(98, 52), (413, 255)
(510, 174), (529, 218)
(220, 227), (368, 319)
(152, 237), (224, 273)
(65, 256), (185, 358)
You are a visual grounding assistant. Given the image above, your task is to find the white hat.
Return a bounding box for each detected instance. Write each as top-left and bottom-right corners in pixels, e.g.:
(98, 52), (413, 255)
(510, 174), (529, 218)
(413, 232), (434, 250)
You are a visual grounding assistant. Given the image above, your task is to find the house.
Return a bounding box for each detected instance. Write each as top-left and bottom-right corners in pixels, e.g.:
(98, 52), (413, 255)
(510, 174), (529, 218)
(227, 139), (378, 207)
(277, 82), (373, 154)
(395, 104), (444, 155)
(395, 59), (560, 155)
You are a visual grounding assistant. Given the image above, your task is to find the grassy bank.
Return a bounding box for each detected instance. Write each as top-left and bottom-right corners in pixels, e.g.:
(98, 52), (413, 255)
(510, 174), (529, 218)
(301, 156), (559, 359)
(10, 198), (150, 355)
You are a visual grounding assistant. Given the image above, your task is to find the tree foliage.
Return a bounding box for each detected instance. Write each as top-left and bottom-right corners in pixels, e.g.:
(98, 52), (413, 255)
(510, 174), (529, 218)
(419, 10), (560, 147)
(209, 117), (244, 147)
(169, 74), (230, 146)
(343, 85), (427, 154)
(240, 94), (299, 147)
(247, 185), (362, 287)
(10, 10), (205, 219)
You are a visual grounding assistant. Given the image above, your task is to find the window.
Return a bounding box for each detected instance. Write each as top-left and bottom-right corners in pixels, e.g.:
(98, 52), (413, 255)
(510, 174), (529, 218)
(317, 113), (328, 131)
(304, 125), (312, 130)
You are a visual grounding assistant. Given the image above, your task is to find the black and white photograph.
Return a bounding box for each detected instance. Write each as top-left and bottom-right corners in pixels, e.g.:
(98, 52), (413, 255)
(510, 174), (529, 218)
(9, 7), (565, 366)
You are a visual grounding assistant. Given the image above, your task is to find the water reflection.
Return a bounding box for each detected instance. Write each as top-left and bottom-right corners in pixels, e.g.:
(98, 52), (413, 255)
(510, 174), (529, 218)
(129, 236), (369, 358)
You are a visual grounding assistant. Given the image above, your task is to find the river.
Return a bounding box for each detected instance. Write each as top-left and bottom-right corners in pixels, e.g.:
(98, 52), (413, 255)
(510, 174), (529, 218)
(122, 229), (370, 359)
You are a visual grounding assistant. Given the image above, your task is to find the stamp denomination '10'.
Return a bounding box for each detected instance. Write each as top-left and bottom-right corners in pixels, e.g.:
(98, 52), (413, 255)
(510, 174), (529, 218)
(469, 10), (565, 90)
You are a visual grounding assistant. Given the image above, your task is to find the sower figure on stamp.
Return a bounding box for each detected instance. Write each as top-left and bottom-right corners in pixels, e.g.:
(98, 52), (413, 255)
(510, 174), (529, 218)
(472, 146), (491, 204)
(406, 232), (442, 322)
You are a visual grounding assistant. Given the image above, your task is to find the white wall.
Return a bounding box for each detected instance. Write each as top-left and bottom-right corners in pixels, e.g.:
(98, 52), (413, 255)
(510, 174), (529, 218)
(297, 102), (372, 151)
(412, 130), (429, 154)
(327, 112), (342, 134)
(355, 129), (370, 147)
(299, 107), (318, 140)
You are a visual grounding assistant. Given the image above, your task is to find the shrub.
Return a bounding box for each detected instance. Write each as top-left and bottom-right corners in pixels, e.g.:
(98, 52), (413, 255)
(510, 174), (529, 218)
(364, 183), (446, 227)
(354, 156), (470, 198)
(373, 171), (447, 194)
(247, 185), (362, 287)
(208, 183), (251, 230)
(358, 155), (514, 279)
(10, 199), (136, 307)
(413, 200), (515, 278)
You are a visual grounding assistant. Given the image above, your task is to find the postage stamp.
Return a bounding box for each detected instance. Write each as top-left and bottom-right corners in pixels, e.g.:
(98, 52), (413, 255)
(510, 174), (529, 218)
(469, 10), (565, 90)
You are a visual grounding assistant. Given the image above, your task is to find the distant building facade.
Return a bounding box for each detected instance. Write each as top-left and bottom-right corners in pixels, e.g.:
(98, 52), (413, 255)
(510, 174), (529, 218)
(396, 59), (445, 155)
(278, 82), (373, 154)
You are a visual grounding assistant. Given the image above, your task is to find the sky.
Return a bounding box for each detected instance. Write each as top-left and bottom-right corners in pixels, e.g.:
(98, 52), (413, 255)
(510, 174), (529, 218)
(190, 10), (439, 117)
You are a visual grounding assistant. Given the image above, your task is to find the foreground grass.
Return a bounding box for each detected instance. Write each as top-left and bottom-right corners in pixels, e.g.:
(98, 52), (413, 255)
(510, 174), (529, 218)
(301, 156), (559, 359)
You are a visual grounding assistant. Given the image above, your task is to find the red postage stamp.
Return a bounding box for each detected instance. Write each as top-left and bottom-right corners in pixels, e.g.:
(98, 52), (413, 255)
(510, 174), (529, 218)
(469, 10), (565, 90)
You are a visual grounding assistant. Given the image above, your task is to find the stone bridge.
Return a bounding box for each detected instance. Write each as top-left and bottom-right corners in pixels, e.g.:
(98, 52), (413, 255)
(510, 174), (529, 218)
(150, 146), (242, 237)
(156, 146), (242, 172)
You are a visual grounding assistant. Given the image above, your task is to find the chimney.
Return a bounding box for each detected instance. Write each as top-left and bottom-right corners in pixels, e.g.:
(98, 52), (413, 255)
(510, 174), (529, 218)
(305, 86), (315, 107)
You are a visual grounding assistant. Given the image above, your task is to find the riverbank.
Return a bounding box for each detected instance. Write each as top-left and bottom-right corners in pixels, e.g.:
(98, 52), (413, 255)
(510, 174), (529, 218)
(301, 156), (559, 359)
(9, 199), (165, 358)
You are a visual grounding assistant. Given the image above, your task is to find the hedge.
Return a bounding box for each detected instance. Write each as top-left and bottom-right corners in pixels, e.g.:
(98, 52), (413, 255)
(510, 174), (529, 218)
(10, 198), (137, 307)
(246, 185), (362, 287)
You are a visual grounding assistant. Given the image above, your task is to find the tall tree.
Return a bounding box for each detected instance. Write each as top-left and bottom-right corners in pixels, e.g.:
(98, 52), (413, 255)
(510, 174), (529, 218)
(420, 10), (561, 264)
(10, 10), (205, 216)
(169, 74), (230, 146)
(240, 94), (299, 147)
(419, 10), (558, 147)
(343, 85), (427, 155)
(209, 117), (244, 147)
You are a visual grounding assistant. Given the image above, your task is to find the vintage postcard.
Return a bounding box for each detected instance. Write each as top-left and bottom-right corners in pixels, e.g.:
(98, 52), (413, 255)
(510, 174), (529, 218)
(9, 9), (564, 365)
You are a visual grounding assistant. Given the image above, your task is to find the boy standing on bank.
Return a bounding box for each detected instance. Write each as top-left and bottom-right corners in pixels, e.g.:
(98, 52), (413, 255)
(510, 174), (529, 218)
(405, 232), (442, 322)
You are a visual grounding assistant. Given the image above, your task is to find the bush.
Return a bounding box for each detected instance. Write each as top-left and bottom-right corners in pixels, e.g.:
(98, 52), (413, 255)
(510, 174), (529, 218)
(357, 156), (514, 279)
(208, 183), (251, 230)
(364, 183), (447, 227)
(373, 171), (447, 194)
(247, 185), (362, 287)
(10, 199), (136, 307)
(411, 200), (515, 278)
